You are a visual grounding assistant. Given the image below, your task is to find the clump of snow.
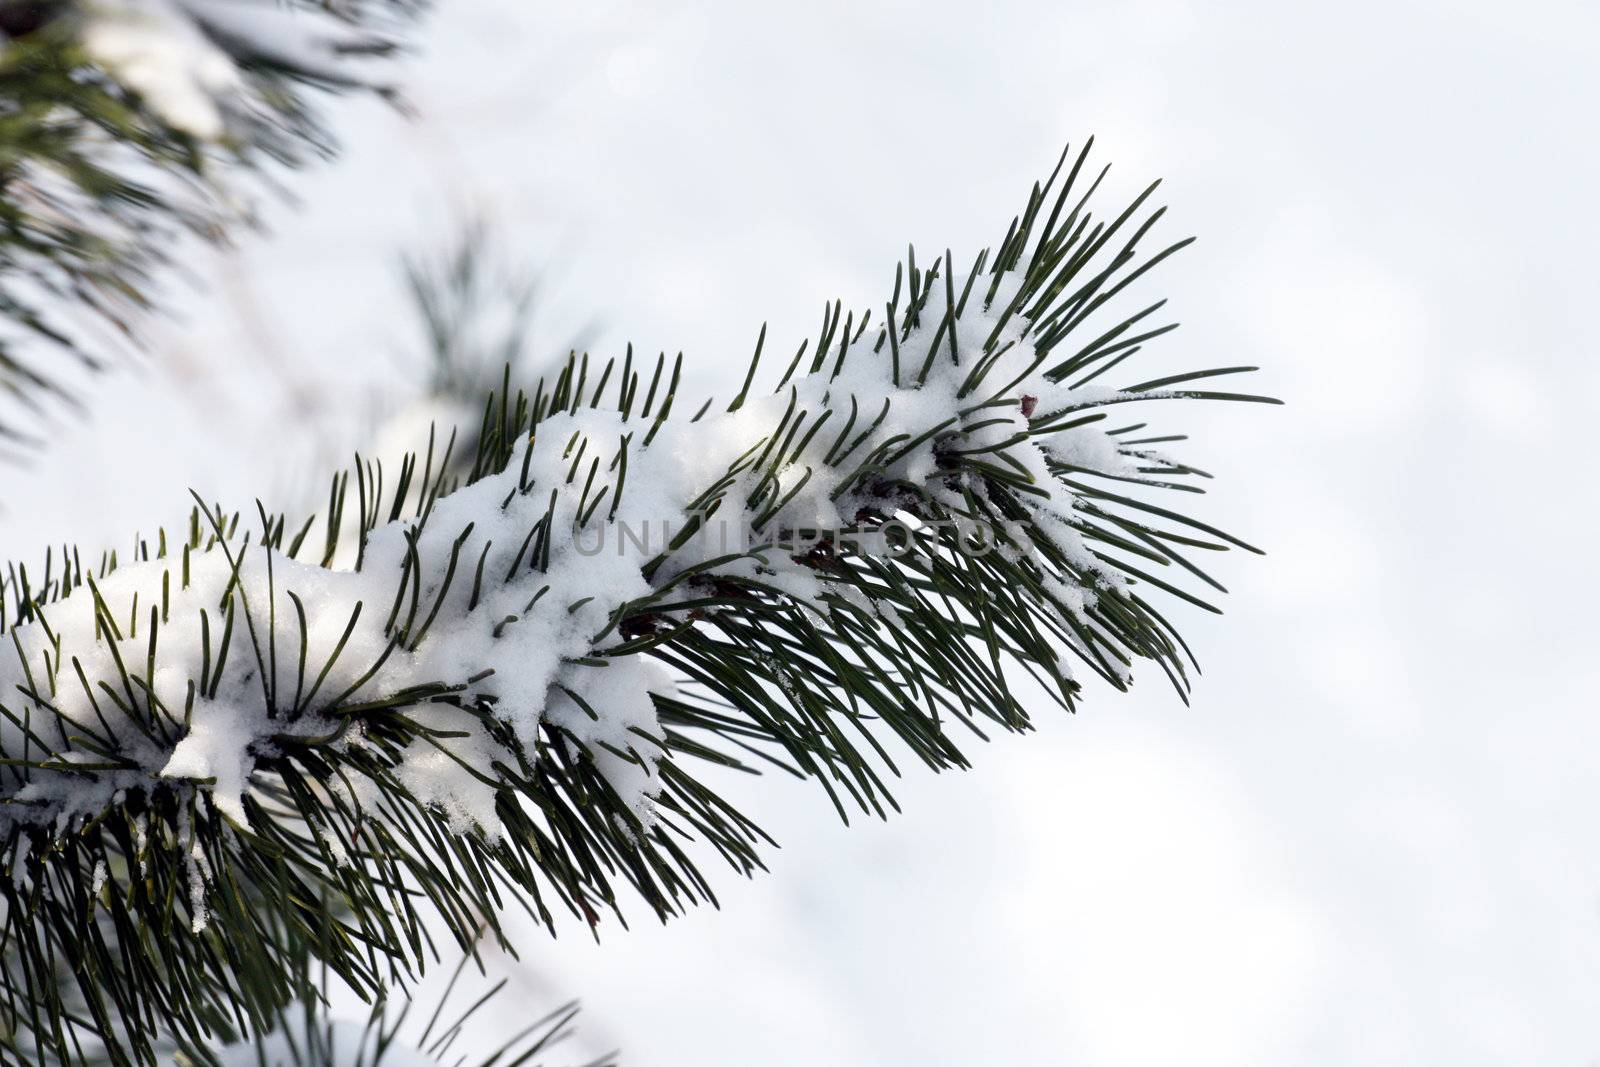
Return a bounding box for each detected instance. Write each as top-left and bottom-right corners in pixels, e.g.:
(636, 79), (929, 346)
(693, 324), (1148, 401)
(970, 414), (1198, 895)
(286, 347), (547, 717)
(160, 691), (258, 826)
(81, 0), (243, 140)
(0, 264), (1156, 923)
(78, 0), (401, 141)
(545, 658), (677, 828)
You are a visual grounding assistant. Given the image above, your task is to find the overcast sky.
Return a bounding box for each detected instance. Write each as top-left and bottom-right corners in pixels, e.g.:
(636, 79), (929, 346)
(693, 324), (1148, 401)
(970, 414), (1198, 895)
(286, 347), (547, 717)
(5, 2), (1599, 1064)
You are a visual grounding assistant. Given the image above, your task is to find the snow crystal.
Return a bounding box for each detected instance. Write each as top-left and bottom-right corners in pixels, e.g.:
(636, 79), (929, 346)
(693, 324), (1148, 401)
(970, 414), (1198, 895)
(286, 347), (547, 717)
(10, 835), (30, 892)
(316, 821), (350, 866)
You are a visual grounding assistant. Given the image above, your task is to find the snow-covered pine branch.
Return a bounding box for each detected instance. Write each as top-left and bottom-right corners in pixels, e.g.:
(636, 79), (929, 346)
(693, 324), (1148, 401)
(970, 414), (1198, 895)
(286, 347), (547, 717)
(0, 144), (1274, 1064)
(0, 0), (416, 443)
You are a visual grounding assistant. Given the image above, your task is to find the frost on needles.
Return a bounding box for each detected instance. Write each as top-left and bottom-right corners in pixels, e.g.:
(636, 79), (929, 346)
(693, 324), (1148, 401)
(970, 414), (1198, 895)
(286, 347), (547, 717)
(0, 144), (1275, 1064)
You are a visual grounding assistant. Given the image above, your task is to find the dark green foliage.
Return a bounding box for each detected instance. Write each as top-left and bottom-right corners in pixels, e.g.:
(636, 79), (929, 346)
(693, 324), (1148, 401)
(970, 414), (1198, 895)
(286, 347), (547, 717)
(8, 915), (609, 1067)
(0, 142), (1275, 1064)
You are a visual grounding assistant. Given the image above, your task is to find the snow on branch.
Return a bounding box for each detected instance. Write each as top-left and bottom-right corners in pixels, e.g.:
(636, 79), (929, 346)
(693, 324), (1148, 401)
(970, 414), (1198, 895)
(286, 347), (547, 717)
(0, 0), (417, 444)
(0, 144), (1275, 1062)
(0, 275), (1136, 833)
(77, 0), (412, 141)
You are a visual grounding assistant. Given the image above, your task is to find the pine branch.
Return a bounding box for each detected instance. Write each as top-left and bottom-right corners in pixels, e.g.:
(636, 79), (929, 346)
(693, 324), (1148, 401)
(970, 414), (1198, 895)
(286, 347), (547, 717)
(388, 222), (592, 480)
(3, 912), (611, 1067)
(0, 143), (1277, 1064)
(0, 0), (419, 443)
(403, 221), (542, 402)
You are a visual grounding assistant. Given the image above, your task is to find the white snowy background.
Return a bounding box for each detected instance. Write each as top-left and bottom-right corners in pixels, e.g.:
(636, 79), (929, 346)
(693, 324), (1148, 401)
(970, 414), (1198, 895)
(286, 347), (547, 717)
(6, 1), (1600, 1063)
